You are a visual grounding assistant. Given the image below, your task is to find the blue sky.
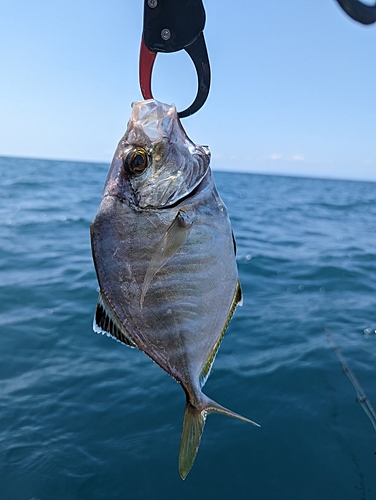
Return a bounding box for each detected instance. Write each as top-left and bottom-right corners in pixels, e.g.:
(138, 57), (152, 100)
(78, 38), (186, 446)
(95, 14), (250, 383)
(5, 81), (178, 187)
(1, 0), (375, 181)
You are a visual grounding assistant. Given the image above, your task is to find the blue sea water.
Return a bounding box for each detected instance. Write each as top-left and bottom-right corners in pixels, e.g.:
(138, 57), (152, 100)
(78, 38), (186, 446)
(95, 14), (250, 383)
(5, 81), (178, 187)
(0, 155), (375, 499)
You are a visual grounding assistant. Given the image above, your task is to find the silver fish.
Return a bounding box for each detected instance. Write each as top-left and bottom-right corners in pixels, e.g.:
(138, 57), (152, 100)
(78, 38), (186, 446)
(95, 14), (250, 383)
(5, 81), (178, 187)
(90, 99), (259, 479)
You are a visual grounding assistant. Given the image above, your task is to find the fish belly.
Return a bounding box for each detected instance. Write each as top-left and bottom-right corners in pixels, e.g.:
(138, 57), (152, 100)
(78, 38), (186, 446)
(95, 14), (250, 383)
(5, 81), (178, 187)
(91, 185), (238, 387)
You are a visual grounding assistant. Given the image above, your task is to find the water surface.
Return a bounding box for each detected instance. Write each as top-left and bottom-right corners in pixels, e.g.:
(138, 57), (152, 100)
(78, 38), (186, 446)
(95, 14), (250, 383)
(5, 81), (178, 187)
(0, 156), (375, 499)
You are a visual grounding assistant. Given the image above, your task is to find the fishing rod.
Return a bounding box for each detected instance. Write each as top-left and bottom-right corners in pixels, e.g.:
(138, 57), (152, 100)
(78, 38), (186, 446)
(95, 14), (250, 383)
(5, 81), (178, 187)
(325, 328), (376, 435)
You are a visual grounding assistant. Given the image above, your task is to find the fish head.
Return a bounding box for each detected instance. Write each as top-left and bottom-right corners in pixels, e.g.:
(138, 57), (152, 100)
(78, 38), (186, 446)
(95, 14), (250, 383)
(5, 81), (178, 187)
(103, 99), (210, 209)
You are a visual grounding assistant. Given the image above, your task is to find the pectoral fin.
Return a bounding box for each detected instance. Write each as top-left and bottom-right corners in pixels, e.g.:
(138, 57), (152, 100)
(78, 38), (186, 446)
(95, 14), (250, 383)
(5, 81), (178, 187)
(140, 210), (193, 307)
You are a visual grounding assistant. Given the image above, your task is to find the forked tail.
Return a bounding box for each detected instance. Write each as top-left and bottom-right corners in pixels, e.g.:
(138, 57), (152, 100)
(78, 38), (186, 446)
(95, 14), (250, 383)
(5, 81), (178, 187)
(179, 395), (260, 480)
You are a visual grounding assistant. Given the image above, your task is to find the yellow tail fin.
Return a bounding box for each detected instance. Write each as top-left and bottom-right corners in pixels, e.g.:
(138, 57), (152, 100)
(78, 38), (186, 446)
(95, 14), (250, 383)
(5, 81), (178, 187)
(179, 397), (260, 480)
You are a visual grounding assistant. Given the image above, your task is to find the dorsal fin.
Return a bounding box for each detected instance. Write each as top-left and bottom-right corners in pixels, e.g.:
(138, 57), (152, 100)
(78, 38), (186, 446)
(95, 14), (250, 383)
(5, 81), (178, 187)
(93, 292), (137, 348)
(199, 280), (242, 387)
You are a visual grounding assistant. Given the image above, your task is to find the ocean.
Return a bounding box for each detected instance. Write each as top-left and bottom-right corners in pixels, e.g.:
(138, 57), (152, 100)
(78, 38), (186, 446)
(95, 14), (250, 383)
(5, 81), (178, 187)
(0, 155), (375, 499)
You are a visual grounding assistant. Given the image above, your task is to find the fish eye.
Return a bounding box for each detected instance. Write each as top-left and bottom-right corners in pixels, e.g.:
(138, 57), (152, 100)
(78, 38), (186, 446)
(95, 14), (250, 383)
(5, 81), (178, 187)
(125, 148), (148, 175)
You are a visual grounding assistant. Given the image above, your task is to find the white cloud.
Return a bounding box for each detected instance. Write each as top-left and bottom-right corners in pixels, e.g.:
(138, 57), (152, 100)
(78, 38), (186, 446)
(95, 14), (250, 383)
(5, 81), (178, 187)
(267, 154), (306, 162)
(268, 153), (283, 161)
(291, 154), (306, 162)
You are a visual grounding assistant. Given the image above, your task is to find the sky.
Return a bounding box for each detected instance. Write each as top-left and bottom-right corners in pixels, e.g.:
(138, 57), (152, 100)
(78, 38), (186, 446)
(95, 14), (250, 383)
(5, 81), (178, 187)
(1, 0), (376, 181)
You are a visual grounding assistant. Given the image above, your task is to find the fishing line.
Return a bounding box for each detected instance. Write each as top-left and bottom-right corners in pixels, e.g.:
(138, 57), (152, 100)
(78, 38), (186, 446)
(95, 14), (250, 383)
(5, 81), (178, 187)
(324, 327), (376, 445)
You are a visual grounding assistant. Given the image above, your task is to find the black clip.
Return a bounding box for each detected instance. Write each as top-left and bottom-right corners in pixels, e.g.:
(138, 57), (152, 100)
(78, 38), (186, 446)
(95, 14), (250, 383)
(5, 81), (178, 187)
(336, 0), (376, 25)
(139, 0), (211, 118)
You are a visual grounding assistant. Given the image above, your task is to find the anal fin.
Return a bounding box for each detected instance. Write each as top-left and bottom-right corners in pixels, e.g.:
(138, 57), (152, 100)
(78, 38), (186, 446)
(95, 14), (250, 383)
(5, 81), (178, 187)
(93, 292), (137, 348)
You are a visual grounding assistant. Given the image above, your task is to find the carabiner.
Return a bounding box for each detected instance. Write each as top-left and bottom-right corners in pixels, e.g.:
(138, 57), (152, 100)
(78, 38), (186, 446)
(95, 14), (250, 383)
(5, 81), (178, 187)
(139, 0), (211, 118)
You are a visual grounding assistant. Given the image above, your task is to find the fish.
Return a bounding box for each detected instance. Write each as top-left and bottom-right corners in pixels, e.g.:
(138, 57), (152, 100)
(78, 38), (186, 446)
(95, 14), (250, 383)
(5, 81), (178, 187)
(90, 99), (259, 479)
